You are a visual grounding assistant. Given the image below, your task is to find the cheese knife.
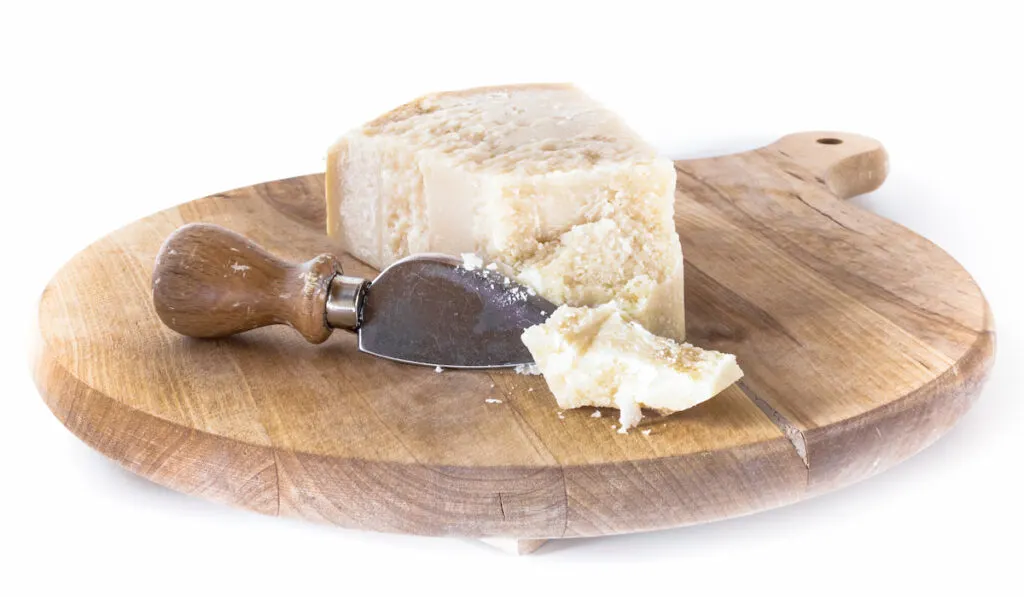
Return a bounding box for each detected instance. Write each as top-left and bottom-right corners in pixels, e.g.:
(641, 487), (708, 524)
(152, 223), (554, 368)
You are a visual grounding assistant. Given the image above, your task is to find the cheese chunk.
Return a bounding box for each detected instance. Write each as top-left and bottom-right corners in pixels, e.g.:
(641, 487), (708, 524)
(326, 83), (686, 340)
(521, 304), (743, 432)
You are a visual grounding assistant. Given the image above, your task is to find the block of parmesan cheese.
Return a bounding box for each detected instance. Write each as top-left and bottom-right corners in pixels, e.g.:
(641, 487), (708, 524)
(521, 304), (743, 432)
(326, 84), (686, 340)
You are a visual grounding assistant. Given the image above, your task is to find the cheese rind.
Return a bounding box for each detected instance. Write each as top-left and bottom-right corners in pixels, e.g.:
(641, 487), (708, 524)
(521, 304), (743, 431)
(326, 84), (686, 340)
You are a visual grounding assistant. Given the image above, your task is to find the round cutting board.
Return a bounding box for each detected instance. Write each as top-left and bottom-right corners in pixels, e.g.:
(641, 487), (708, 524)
(33, 132), (994, 548)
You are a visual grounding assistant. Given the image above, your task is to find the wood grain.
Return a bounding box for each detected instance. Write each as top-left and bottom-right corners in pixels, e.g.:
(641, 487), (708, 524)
(33, 131), (994, 543)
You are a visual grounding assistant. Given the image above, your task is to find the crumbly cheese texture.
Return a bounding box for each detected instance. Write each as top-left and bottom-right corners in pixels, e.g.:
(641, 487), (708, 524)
(521, 304), (743, 432)
(326, 83), (686, 340)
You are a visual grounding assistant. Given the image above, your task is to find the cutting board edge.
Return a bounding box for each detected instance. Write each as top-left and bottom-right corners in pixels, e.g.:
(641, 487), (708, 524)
(803, 323), (995, 494)
(32, 311), (994, 538)
(32, 328), (811, 538)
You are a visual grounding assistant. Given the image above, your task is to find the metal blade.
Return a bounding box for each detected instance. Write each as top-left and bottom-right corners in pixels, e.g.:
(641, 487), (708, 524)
(357, 254), (555, 368)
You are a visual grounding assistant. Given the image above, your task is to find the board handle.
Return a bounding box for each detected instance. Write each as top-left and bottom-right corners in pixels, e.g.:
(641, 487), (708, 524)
(768, 131), (889, 200)
(152, 223), (342, 344)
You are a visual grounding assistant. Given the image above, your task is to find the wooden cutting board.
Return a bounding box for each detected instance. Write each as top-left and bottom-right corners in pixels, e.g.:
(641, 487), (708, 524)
(33, 132), (995, 554)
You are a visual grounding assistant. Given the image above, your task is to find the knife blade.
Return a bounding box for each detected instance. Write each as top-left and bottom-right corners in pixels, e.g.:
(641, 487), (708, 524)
(152, 223), (555, 369)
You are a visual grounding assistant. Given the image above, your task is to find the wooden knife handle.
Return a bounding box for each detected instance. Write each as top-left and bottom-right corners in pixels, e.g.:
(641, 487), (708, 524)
(152, 223), (342, 344)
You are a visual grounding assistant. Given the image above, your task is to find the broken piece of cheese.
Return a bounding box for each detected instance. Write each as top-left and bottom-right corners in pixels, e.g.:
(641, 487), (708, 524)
(522, 304), (744, 431)
(326, 84), (686, 340)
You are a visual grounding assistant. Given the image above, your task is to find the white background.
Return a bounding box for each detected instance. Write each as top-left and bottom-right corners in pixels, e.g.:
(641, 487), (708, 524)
(2, 1), (1021, 595)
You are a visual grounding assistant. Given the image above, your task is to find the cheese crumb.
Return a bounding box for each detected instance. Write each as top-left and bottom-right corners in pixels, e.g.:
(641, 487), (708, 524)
(514, 363), (541, 375)
(642, 429), (652, 436)
(485, 398), (503, 404)
(590, 410), (602, 418)
(460, 253), (484, 270)
(434, 366), (444, 373)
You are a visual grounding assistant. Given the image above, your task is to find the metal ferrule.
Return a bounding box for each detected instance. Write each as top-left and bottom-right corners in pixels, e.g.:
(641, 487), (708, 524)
(326, 275), (369, 331)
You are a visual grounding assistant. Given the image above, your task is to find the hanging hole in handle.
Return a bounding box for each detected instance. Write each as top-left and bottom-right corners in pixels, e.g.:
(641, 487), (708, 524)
(817, 137), (843, 145)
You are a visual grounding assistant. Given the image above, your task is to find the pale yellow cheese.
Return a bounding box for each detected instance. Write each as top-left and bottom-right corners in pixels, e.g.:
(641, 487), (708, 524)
(521, 304), (743, 432)
(326, 83), (686, 340)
